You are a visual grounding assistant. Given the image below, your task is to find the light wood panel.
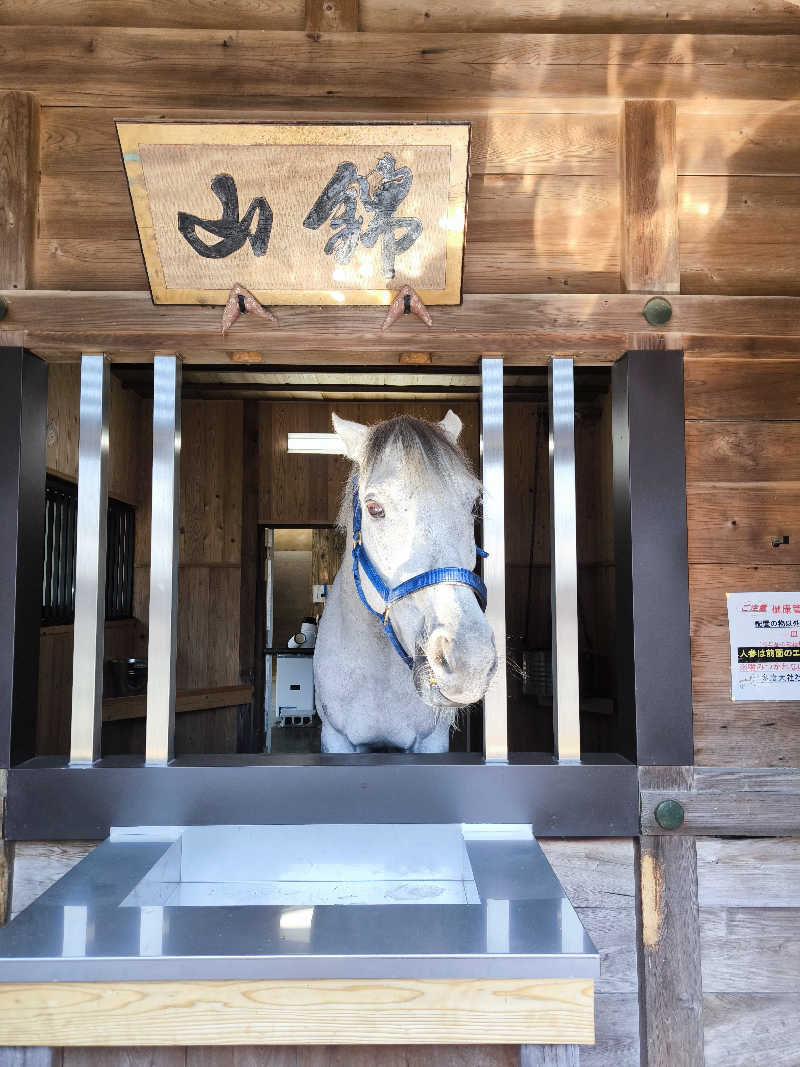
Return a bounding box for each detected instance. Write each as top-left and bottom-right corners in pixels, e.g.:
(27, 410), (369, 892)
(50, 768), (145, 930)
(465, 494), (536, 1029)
(0, 978), (594, 1046)
(620, 100), (679, 293)
(680, 176), (800, 295)
(1, 29), (798, 107)
(0, 91), (38, 288)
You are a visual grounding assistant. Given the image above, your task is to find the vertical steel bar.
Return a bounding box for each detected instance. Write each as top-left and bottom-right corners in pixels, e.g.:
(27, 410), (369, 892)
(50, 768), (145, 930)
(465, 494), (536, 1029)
(480, 356), (508, 763)
(549, 358), (581, 761)
(145, 356), (182, 764)
(69, 354), (110, 765)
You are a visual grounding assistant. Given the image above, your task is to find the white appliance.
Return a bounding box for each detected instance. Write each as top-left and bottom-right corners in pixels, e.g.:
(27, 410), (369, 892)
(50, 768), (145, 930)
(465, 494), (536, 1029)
(275, 654), (315, 726)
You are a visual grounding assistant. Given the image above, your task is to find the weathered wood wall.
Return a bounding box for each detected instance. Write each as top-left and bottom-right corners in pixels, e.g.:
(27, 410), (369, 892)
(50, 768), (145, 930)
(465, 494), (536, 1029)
(2, 0), (800, 1063)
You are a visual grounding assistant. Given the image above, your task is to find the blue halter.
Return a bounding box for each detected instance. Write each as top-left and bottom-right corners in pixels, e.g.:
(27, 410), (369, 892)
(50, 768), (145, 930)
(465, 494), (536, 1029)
(350, 476), (488, 669)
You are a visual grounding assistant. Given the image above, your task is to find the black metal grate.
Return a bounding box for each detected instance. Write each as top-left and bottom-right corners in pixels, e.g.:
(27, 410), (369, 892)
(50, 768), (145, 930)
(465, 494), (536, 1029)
(42, 476), (135, 626)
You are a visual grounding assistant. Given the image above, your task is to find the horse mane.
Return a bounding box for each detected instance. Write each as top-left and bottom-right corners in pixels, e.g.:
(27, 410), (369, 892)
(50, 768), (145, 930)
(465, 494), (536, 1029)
(337, 414), (481, 531)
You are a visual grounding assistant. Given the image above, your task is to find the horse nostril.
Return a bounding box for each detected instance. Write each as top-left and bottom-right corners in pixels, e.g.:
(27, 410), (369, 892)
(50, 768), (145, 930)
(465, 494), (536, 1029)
(428, 630), (454, 675)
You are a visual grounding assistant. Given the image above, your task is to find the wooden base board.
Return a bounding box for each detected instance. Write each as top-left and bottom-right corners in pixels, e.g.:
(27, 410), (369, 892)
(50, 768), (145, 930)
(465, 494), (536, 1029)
(0, 978), (594, 1046)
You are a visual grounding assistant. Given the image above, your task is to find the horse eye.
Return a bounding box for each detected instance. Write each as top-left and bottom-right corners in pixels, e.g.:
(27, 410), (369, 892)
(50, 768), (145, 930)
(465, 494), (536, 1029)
(366, 500), (385, 519)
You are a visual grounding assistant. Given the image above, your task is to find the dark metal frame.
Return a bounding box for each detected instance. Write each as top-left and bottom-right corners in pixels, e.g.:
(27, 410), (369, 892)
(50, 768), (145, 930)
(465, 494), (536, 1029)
(0, 348), (693, 839)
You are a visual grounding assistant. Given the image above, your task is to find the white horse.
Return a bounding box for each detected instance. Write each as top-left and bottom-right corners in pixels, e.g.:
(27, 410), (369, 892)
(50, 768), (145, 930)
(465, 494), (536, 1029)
(313, 410), (498, 753)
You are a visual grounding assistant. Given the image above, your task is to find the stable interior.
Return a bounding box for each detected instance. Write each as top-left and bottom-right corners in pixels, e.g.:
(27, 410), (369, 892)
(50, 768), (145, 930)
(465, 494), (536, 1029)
(38, 362), (618, 761)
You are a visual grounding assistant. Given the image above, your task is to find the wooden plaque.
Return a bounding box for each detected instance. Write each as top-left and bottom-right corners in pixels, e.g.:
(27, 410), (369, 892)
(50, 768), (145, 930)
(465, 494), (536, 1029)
(116, 122), (470, 306)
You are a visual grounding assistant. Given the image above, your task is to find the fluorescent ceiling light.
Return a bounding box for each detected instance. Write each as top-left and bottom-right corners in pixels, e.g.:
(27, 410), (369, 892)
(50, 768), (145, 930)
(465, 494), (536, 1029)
(287, 433), (346, 455)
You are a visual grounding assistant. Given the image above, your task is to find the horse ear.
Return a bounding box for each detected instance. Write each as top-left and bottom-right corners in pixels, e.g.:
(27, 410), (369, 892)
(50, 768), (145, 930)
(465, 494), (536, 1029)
(438, 409), (462, 442)
(332, 413), (369, 461)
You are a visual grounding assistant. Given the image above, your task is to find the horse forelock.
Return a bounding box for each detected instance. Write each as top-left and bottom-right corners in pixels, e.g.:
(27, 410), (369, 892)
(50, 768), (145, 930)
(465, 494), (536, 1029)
(337, 414), (481, 530)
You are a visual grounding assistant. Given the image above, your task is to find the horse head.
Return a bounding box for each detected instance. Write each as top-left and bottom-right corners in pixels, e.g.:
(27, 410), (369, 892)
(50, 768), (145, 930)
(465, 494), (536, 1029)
(333, 410), (498, 710)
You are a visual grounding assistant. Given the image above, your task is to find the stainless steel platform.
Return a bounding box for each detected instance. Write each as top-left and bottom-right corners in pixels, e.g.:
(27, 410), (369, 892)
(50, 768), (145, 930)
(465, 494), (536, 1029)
(0, 824), (599, 982)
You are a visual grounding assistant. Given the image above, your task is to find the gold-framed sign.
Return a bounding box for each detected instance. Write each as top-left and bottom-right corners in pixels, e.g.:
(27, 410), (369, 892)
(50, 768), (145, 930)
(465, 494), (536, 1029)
(116, 122), (470, 306)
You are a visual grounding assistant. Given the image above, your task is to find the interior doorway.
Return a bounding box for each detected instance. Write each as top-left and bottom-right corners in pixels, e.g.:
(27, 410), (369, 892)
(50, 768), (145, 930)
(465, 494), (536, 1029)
(258, 524), (344, 753)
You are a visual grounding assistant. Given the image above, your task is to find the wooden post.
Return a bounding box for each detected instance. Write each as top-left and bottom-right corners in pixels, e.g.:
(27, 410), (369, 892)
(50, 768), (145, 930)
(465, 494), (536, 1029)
(306, 0), (359, 35)
(638, 767), (704, 1067)
(621, 99), (679, 294)
(0, 91), (39, 290)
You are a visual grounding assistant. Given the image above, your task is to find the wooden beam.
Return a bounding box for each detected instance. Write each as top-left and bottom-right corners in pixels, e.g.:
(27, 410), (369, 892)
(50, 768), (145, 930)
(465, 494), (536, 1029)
(0, 91), (39, 289)
(3, 292), (800, 360)
(306, 0), (358, 35)
(0, 29), (797, 106)
(638, 767), (704, 1067)
(0, 978), (594, 1046)
(102, 685), (253, 723)
(641, 766), (800, 836)
(621, 99), (679, 293)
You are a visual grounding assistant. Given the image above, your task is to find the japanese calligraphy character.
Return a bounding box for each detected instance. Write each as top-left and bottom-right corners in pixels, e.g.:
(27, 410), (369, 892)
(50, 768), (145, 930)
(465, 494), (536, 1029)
(304, 154), (422, 280)
(178, 174), (273, 259)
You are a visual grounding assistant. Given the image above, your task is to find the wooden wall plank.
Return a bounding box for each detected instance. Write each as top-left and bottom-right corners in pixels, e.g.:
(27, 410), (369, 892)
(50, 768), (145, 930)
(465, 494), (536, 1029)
(686, 421), (800, 484)
(680, 176), (800, 296)
(40, 105), (620, 179)
(0, 1), (304, 28)
(0, 1052), (62, 1066)
(703, 994), (800, 1067)
(188, 1051), (295, 1067)
(0, 91), (38, 289)
(63, 1051), (184, 1066)
(687, 486), (800, 565)
(678, 110), (800, 176)
(297, 1049), (516, 1066)
(1, 29), (798, 107)
(697, 837), (800, 907)
(685, 358), (800, 420)
(701, 907), (800, 992)
(359, 0), (800, 34)
(620, 99), (679, 293)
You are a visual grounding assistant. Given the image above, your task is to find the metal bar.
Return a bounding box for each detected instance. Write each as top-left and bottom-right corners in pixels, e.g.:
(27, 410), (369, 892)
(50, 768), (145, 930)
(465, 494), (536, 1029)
(549, 358), (581, 762)
(6, 757), (639, 839)
(612, 350), (692, 765)
(480, 357), (508, 763)
(0, 348), (47, 766)
(69, 355), (110, 765)
(145, 355), (182, 764)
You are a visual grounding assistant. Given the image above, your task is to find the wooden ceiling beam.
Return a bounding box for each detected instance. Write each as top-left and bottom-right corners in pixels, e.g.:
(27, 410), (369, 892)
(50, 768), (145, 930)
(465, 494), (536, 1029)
(3, 292), (800, 363)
